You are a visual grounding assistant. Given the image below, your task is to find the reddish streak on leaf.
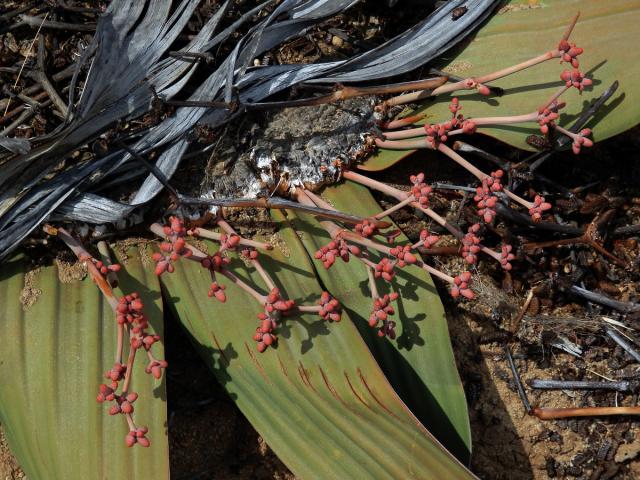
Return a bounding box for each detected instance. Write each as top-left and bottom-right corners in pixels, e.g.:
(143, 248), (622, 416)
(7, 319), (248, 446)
(344, 372), (373, 411)
(210, 332), (229, 366)
(297, 361), (317, 393)
(244, 341), (270, 383)
(318, 367), (350, 409)
(358, 368), (399, 419)
(276, 355), (292, 383)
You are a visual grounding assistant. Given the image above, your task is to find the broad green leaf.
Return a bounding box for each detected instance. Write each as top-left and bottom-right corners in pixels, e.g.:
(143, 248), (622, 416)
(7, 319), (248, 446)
(290, 181), (471, 461)
(0, 249), (168, 480)
(161, 214), (474, 479)
(370, 0), (638, 170)
(360, 148), (432, 173)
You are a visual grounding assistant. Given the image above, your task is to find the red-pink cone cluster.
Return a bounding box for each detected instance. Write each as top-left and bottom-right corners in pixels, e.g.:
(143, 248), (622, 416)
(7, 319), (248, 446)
(570, 128), (594, 154)
(463, 78), (491, 96)
(265, 288), (296, 314)
(201, 253), (230, 302)
(90, 258), (121, 275)
(97, 290), (166, 447)
(152, 216), (192, 275)
(116, 293), (143, 325)
(355, 219), (379, 238)
(474, 170), (503, 223)
(126, 427), (150, 448)
(315, 238), (361, 268)
(423, 97), (479, 148)
(558, 39), (583, 68)
(451, 272), (474, 299)
(374, 257), (396, 282)
(537, 104), (563, 135)
(560, 69), (592, 92)
(369, 293), (399, 339)
(118, 294), (161, 353)
(529, 195), (552, 222)
(418, 229), (440, 249)
(499, 244), (516, 271)
(389, 244), (417, 267)
(461, 224), (482, 265)
(108, 392), (138, 416)
(220, 233), (241, 250)
(240, 247), (259, 260)
(254, 312), (278, 353)
(208, 281), (226, 302)
(146, 359), (168, 379)
(318, 292), (342, 322)
(201, 252), (229, 271)
(410, 173), (432, 208)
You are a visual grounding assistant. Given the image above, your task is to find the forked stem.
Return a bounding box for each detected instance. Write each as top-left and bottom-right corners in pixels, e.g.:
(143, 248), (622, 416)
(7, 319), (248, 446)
(382, 13), (580, 107)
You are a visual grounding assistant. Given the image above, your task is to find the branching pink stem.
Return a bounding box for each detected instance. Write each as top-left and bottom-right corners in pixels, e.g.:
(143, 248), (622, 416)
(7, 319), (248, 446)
(217, 218), (277, 290)
(538, 85), (569, 112)
(341, 171), (503, 263)
(382, 13), (579, 107)
(554, 124), (581, 142)
(384, 51), (559, 107)
(125, 413), (136, 431)
(57, 227), (118, 308)
(190, 226), (273, 251)
(150, 223), (269, 303)
(382, 112), (540, 140)
(121, 338), (137, 394)
(116, 324), (124, 365)
(436, 143), (487, 180)
(374, 196), (415, 219)
(437, 144), (534, 209)
(298, 189), (457, 285)
(252, 260), (276, 291)
(366, 265), (380, 299)
(297, 305), (322, 313)
(380, 113), (427, 129)
(97, 240), (119, 288)
(375, 137), (434, 150)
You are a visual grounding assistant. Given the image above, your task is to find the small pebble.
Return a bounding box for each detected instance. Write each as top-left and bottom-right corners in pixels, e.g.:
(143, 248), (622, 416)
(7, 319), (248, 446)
(331, 36), (344, 47)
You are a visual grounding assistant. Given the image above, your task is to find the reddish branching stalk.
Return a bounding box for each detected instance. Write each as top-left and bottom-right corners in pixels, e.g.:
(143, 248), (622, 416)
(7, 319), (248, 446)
(341, 170), (508, 267)
(376, 103), (564, 223)
(381, 13), (582, 108)
(56, 228), (165, 448)
(150, 217), (341, 353)
(295, 188), (470, 303)
(189, 226), (273, 251)
(373, 14), (595, 225)
(375, 92), (598, 222)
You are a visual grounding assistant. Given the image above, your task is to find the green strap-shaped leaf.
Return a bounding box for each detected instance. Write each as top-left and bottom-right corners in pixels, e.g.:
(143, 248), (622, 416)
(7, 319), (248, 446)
(0, 249), (168, 480)
(289, 181), (471, 461)
(161, 214), (474, 479)
(369, 0), (638, 171)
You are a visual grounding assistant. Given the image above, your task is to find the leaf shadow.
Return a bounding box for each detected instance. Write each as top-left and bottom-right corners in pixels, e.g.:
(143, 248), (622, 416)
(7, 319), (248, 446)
(160, 282), (239, 400)
(268, 284), (333, 356)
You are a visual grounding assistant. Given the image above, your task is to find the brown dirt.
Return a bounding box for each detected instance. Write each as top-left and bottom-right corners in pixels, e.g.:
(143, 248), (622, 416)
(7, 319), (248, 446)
(18, 267), (41, 311)
(0, 426), (24, 480)
(54, 257), (86, 283)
